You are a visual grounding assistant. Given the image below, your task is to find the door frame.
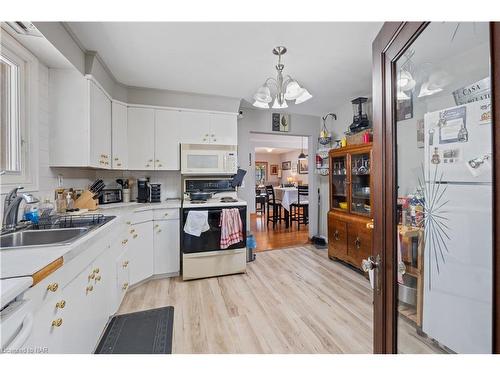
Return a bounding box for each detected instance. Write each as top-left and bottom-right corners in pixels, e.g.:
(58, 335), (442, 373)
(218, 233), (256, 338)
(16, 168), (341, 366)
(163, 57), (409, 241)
(372, 22), (500, 353)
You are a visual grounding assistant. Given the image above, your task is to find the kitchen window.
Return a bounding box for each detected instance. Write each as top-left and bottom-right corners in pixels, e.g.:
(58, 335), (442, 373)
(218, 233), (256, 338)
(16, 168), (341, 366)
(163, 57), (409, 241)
(0, 29), (38, 192)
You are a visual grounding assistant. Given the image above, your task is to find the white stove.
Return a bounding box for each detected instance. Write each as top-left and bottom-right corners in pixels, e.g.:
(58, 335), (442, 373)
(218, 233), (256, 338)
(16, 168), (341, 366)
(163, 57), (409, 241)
(182, 191), (247, 208)
(181, 177), (248, 281)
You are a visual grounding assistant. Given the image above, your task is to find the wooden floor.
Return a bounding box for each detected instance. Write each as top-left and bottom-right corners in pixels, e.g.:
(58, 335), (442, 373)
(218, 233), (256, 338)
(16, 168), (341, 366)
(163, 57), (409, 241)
(118, 245), (442, 354)
(250, 212), (310, 252)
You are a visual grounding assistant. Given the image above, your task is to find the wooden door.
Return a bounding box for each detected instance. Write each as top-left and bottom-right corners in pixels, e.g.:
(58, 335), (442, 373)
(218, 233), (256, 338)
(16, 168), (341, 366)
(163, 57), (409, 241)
(372, 22), (500, 353)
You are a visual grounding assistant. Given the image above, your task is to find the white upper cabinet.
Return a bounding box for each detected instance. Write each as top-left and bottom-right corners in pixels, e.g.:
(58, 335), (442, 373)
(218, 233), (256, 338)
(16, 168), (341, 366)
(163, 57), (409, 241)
(127, 107), (155, 170)
(154, 109), (181, 170)
(111, 101), (128, 169)
(89, 82), (112, 169)
(180, 111), (211, 144)
(208, 113), (238, 145)
(49, 70), (111, 168)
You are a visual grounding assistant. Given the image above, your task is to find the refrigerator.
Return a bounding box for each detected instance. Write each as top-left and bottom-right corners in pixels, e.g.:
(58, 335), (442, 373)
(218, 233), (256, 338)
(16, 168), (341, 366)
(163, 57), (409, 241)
(422, 100), (492, 353)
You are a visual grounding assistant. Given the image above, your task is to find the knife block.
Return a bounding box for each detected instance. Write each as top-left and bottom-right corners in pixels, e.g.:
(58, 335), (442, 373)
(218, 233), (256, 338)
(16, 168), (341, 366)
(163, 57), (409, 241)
(74, 190), (99, 211)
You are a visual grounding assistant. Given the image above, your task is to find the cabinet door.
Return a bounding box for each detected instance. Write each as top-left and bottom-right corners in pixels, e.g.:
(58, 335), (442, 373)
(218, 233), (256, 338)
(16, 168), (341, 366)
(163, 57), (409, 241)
(129, 221), (154, 285)
(180, 111), (210, 144)
(116, 247), (131, 311)
(22, 295), (64, 353)
(155, 109), (181, 170)
(328, 213), (348, 260)
(89, 81), (112, 169)
(153, 219), (180, 275)
(60, 264), (94, 353)
(347, 221), (371, 268)
(127, 107), (155, 170)
(208, 113), (237, 145)
(111, 101), (128, 169)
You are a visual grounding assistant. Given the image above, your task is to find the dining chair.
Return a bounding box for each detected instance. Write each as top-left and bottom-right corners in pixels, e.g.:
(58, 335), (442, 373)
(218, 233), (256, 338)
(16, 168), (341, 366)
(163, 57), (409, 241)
(265, 185), (285, 228)
(255, 187), (266, 216)
(290, 185), (309, 229)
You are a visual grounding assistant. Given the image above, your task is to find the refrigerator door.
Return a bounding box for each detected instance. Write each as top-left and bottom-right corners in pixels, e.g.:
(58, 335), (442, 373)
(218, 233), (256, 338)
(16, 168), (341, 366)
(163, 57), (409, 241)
(424, 101), (492, 183)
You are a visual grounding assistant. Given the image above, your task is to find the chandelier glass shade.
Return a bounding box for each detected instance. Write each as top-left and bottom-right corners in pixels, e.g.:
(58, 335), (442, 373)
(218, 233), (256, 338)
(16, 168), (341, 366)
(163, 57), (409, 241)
(252, 46), (312, 109)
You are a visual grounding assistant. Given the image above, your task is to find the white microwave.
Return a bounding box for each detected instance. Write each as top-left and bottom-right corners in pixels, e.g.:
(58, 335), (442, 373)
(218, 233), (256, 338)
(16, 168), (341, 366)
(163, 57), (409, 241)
(181, 144), (237, 175)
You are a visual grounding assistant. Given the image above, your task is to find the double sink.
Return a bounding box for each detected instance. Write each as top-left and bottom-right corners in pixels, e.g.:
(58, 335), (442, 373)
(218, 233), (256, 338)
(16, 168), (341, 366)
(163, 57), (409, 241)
(0, 215), (115, 250)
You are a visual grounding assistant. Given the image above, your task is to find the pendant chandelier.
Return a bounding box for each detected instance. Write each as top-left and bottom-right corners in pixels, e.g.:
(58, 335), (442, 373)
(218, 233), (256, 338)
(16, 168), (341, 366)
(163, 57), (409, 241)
(252, 46), (313, 109)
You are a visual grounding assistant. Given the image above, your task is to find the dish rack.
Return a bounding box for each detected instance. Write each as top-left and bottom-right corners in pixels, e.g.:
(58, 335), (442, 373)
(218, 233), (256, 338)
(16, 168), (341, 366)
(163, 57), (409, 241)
(35, 213), (107, 229)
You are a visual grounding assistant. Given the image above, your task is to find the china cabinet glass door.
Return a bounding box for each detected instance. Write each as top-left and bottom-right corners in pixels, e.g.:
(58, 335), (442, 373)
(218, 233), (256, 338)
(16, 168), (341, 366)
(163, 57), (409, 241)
(350, 152), (371, 216)
(331, 155), (348, 211)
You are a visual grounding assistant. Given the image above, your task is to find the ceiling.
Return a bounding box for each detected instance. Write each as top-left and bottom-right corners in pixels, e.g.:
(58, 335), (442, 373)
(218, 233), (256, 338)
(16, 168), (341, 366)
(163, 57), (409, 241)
(255, 147), (300, 155)
(250, 133), (307, 151)
(65, 22), (382, 116)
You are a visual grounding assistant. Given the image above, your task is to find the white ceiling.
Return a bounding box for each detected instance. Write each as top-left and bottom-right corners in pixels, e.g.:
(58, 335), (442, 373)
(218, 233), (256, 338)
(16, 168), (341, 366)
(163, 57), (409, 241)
(255, 147), (300, 155)
(65, 22), (382, 116)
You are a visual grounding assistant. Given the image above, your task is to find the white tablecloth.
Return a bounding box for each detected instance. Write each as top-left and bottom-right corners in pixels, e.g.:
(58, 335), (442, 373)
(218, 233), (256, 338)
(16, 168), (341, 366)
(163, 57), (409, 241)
(274, 187), (298, 212)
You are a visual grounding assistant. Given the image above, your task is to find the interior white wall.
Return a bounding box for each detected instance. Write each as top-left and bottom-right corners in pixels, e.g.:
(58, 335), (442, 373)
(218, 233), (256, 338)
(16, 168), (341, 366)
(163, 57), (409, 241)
(237, 107), (321, 238)
(254, 153), (281, 186)
(279, 150), (309, 186)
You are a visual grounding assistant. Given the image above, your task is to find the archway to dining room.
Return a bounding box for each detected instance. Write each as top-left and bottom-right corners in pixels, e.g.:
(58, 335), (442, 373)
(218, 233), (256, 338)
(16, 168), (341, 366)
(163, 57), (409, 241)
(249, 133), (311, 252)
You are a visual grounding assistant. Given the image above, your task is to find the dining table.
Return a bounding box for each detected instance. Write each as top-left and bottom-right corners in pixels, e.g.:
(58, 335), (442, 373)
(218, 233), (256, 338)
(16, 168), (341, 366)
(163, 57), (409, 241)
(274, 187), (299, 227)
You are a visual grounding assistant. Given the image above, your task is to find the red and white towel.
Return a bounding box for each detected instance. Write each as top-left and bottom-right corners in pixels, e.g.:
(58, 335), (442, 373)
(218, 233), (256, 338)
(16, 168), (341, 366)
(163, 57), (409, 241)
(219, 208), (243, 249)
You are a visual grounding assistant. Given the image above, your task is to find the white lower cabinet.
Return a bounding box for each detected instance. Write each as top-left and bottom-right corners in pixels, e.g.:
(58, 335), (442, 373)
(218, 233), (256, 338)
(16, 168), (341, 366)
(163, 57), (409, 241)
(129, 221), (154, 286)
(60, 264), (94, 353)
(153, 217), (180, 275)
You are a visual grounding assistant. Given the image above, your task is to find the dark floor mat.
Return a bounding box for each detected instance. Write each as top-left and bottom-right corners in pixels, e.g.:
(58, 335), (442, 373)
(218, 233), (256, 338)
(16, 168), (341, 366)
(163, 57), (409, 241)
(95, 306), (174, 354)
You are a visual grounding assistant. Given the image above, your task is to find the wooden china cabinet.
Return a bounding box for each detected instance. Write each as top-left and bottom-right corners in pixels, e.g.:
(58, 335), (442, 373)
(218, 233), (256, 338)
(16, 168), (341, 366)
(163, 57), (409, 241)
(328, 143), (373, 270)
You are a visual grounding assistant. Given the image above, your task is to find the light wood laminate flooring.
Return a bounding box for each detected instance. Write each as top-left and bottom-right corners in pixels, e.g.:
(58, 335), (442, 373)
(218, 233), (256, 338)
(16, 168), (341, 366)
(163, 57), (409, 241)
(118, 245), (442, 353)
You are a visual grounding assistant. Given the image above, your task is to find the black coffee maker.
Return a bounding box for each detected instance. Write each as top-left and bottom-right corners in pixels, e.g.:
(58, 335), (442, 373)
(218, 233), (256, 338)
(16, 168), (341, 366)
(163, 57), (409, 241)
(137, 178), (150, 203)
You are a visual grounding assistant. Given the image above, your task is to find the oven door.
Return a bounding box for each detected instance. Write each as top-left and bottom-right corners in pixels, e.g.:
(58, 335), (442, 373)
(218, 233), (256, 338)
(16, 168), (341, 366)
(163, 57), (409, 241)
(181, 206), (247, 253)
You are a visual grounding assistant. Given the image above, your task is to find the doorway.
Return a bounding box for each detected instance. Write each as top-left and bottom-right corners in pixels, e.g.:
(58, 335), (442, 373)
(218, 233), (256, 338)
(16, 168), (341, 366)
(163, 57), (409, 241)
(372, 22), (500, 353)
(250, 133), (310, 252)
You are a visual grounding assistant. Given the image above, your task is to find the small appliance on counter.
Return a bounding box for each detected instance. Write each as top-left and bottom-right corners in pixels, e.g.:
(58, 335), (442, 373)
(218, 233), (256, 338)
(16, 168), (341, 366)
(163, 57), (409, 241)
(150, 184), (161, 203)
(98, 188), (123, 205)
(137, 178), (150, 203)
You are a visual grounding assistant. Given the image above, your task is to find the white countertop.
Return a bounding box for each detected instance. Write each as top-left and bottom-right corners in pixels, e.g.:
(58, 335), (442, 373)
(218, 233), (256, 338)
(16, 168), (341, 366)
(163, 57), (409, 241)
(0, 199), (182, 281)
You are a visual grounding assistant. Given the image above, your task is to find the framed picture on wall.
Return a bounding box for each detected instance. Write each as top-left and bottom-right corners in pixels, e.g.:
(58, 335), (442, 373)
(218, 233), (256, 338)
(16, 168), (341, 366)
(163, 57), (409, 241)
(282, 161), (291, 170)
(272, 113), (290, 132)
(270, 164), (278, 175)
(298, 159), (308, 174)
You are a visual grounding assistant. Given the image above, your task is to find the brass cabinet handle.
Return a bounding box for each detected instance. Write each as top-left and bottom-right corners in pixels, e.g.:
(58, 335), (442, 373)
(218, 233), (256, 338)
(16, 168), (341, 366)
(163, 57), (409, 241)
(213, 139), (217, 142)
(158, 164), (163, 167)
(88, 272), (95, 281)
(47, 283), (59, 292)
(51, 318), (63, 327)
(154, 224), (159, 228)
(117, 163), (122, 167)
(334, 230), (339, 241)
(133, 234), (138, 239)
(122, 239), (128, 245)
(55, 300), (66, 309)
(86, 285), (94, 294)
(146, 164), (150, 167)
(156, 159), (160, 162)
(148, 159), (153, 162)
(355, 237), (361, 249)
(366, 220), (374, 230)
(164, 212), (169, 217)
(157, 229), (162, 233)
(122, 260), (129, 268)
(122, 283), (129, 291)
(126, 221), (131, 225)
(93, 268), (100, 274)
(130, 229), (136, 233)
(95, 275), (102, 282)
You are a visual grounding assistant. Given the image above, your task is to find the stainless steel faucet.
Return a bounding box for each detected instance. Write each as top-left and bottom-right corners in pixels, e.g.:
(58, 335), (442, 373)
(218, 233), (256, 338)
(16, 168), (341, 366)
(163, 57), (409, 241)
(2, 187), (39, 231)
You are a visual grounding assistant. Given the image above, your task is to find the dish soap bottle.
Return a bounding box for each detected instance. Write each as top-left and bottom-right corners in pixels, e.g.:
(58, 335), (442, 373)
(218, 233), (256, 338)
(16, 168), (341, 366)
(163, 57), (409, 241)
(66, 192), (74, 211)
